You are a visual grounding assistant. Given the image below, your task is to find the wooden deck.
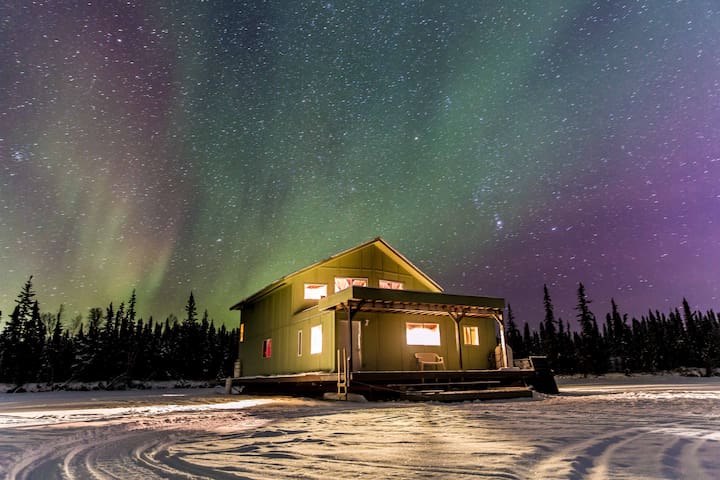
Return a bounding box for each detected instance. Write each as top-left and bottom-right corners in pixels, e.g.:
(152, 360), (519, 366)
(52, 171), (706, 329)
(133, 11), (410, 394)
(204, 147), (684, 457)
(226, 364), (557, 401)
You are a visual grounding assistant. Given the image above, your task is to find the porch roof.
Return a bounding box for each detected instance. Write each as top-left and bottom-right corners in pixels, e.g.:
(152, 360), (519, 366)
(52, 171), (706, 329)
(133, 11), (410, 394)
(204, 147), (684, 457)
(317, 286), (504, 318)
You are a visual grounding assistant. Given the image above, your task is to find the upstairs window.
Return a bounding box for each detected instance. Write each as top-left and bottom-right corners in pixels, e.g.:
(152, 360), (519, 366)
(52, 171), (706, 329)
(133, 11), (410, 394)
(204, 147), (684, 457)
(304, 283), (327, 300)
(262, 338), (272, 358)
(334, 277), (368, 292)
(406, 323), (441, 346)
(379, 279), (404, 290)
(463, 326), (480, 345)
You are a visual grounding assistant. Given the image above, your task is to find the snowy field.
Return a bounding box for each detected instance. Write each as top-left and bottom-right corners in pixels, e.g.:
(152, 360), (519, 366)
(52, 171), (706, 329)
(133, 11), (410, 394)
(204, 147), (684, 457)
(1, 375), (720, 479)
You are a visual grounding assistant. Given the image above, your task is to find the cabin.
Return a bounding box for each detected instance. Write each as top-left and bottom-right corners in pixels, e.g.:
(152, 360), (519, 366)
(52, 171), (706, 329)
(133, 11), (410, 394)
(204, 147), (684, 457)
(228, 238), (556, 400)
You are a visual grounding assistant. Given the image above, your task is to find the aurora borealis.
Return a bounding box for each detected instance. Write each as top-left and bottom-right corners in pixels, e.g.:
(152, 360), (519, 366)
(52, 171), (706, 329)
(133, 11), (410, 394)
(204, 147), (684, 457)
(1, 1), (719, 327)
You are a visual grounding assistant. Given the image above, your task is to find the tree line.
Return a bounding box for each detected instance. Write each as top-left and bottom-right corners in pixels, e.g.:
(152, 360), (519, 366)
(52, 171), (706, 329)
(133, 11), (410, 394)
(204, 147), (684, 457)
(505, 283), (720, 376)
(3, 277), (719, 388)
(0, 277), (239, 389)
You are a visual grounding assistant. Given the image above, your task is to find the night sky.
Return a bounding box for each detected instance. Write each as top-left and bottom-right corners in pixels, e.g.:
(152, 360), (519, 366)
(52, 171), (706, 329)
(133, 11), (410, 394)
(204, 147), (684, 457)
(2, 1), (719, 328)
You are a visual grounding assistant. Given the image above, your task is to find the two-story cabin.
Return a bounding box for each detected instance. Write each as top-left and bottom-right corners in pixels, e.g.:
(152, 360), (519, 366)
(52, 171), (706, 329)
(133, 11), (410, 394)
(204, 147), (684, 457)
(228, 238), (556, 399)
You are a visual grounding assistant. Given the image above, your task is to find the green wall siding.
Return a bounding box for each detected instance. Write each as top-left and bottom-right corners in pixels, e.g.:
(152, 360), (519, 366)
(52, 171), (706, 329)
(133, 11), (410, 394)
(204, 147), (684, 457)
(239, 300), (336, 376)
(354, 313), (496, 371)
(459, 319), (497, 369)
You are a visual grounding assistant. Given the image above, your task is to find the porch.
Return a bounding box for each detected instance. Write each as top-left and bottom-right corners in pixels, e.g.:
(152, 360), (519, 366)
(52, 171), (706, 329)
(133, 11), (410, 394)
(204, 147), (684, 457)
(225, 357), (557, 401)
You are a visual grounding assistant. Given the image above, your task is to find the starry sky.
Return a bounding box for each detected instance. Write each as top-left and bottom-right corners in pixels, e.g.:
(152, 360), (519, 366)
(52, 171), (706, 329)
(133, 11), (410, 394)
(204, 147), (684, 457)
(2, 1), (719, 328)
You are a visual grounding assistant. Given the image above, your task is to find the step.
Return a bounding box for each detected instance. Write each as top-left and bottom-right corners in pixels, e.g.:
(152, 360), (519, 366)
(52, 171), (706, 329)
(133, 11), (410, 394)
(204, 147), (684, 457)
(402, 387), (533, 402)
(386, 380), (501, 390)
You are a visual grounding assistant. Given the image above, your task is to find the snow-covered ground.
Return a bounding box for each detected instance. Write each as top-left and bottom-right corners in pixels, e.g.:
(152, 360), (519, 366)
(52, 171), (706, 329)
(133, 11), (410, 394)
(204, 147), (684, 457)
(1, 375), (719, 479)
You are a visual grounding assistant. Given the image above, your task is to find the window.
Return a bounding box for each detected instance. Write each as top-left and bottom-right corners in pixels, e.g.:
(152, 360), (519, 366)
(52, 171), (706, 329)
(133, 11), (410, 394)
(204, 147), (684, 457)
(463, 326), (480, 345)
(334, 277), (368, 292)
(262, 338), (272, 358)
(304, 283), (327, 300)
(310, 325), (323, 354)
(297, 330), (303, 356)
(406, 323), (441, 346)
(379, 279), (404, 290)
(239, 323), (245, 343)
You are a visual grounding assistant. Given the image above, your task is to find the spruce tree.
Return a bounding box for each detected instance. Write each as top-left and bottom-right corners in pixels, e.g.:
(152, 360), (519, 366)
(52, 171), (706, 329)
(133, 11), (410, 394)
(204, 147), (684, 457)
(161, 314), (180, 378)
(696, 309), (720, 376)
(180, 292), (200, 378)
(3, 277), (40, 385)
(72, 324), (89, 380)
(505, 304), (524, 358)
(71, 309), (94, 381)
(555, 317), (573, 373)
(25, 300), (46, 381)
(522, 322), (533, 355)
(607, 299), (624, 369)
(541, 284), (559, 365)
(705, 310), (720, 376)
(682, 298), (701, 366)
(16, 276), (36, 325)
(0, 306), (23, 383)
(126, 289), (137, 326)
(45, 310), (66, 383)
(575, 282), (601, 375)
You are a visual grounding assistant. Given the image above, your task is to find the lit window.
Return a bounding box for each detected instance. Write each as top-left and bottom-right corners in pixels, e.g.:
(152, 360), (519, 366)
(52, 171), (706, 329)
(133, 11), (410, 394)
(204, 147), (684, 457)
(379, 279), (404, 290)
(463, 326), (480, 345)
(311, 325), (323, 354)
(262, 338), (272, 358)
(239, 323), (245, 343)
(297, 330), (303, 356)
(334, 277), (368, 292)
(304, 283), (327, 300)
(406, 323), (441, 346)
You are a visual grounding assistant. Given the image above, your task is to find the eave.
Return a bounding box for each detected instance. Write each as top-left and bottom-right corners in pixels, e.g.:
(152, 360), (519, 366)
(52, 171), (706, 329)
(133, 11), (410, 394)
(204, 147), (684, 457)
(317, 286), (505, 318)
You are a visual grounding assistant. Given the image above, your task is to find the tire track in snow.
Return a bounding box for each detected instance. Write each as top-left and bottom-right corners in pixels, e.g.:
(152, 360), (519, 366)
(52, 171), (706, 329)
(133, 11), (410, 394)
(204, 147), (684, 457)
(531, 421), (720, 480)
(7, 412), (261, 480)
(531, 426), (644, 479)
(658, 427), (720, 479)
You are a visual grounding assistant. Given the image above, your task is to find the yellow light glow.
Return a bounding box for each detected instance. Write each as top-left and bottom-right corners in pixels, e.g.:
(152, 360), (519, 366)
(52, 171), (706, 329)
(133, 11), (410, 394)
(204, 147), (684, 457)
(463, 326), (480, 345)
(406, 323), (441, 346)
(311, 325), (323, 354)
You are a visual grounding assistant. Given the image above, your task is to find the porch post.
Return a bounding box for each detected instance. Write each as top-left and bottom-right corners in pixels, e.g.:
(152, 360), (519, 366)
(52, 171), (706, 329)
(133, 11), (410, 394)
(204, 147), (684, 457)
(448, 311), (465, 370)
(344, 303), (354, 373)
(343, 300), (364, 373)
(493, 313), (509, 368)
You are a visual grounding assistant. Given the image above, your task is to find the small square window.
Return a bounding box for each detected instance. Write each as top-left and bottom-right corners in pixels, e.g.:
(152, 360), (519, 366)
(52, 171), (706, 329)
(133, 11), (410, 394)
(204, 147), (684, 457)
(334, 277), (368, 292)
(304, 283), (327, 300)
(379, 279), (404, 290)
(463, 326), (480, 345)
(262, 338), (272, 358)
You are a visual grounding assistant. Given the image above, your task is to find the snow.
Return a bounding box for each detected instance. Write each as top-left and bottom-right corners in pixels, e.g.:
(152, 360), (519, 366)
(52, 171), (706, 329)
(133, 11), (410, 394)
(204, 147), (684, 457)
(1, 375), (719, 479)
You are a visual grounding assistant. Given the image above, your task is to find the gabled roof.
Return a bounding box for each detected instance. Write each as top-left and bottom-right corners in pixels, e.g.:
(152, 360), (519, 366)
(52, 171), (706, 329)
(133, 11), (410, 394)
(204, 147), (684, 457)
(230, 237), (442, 311)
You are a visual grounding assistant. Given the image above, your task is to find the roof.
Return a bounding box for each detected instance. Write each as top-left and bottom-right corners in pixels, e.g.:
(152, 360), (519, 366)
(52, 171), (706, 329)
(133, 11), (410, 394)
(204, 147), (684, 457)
(318, 286), (505, 318)
(229, 237), (443, 311)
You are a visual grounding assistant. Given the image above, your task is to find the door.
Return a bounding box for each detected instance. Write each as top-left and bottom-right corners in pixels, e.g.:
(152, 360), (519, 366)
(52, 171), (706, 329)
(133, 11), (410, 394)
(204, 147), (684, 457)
(338, 320), (362, 372)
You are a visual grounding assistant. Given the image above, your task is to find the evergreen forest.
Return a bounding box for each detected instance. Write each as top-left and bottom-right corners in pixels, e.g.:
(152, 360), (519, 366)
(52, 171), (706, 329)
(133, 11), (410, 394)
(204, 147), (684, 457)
(505, 283), (720, 377)
(0, 277), (238, 390)
(1, 277), (719, 391)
